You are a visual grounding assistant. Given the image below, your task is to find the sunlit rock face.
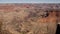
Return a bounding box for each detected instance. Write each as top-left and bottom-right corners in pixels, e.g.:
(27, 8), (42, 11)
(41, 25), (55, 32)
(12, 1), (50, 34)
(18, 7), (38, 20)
(0, 4), (60, 34)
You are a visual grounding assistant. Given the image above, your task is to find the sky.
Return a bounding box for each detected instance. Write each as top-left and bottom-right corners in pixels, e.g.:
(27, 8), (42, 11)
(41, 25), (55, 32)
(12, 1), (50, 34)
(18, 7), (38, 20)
(0, 0), (60, 3)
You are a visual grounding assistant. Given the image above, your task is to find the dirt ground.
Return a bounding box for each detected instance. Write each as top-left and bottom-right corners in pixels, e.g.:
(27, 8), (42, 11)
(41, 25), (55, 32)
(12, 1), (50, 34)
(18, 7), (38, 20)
(0, 4), (60, 34)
